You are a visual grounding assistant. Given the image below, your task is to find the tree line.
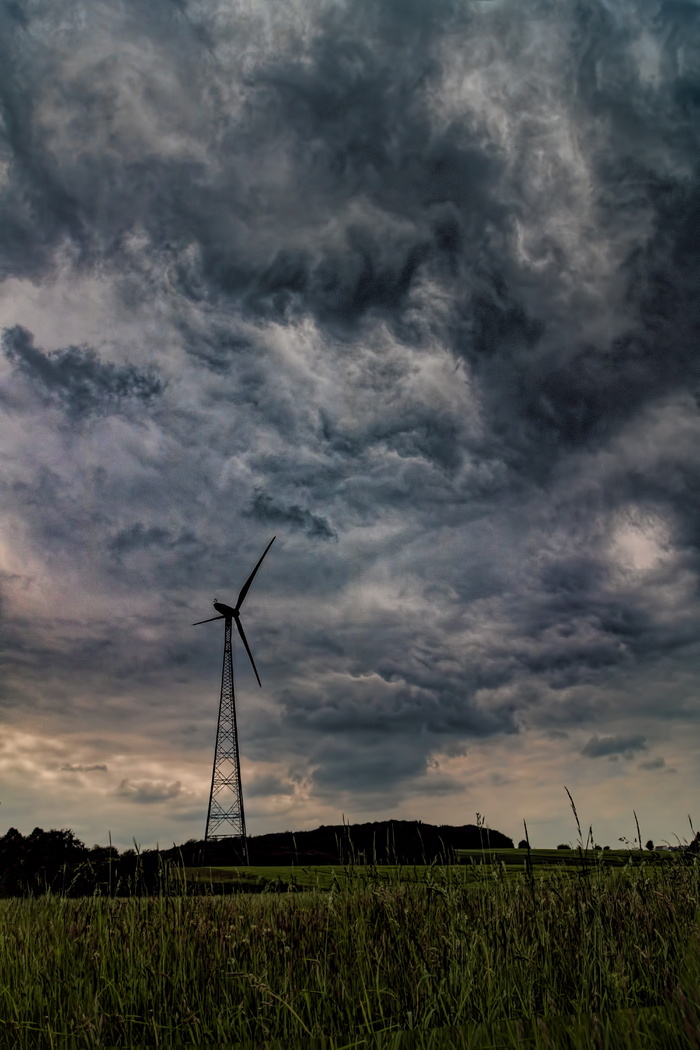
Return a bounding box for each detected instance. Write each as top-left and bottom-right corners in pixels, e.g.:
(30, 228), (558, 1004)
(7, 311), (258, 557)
(0, 819), (515, 897)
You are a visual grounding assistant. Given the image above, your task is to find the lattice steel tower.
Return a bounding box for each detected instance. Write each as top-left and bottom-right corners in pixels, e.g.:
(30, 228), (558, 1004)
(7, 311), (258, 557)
(193, 536), (275, 864)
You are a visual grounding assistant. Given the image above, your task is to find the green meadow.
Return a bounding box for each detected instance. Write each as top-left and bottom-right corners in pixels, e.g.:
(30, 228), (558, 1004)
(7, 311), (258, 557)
(0, 848), (699, 1047)
(185, 848), (676, 893)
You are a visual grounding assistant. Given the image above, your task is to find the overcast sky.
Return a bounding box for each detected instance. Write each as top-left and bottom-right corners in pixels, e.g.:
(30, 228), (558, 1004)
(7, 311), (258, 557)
(0, 0), (699, 851)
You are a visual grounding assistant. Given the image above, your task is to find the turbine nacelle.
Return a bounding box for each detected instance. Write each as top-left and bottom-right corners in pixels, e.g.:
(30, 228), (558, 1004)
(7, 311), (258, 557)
(192, 536), (276, 688)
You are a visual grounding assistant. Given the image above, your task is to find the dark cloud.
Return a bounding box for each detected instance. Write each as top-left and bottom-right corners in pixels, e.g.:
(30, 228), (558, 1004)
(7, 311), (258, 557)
(59, 763), (108, 773)
(582, 734), (648, 759)
(2, 326), (163, 419)
(246, 773), (293, 799)
(108, 524), (201, 558)
(638, 757), (666, 771)
(108, 525), (172, 555)
(185, 3), (503, 335)
(116, 779), (182, 804)
(246, 491), (336, 540)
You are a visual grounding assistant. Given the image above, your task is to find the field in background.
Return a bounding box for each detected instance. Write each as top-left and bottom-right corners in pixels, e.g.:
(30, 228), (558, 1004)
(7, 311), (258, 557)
(0, 851), (699, 1047)
(185, 848), (675, 893)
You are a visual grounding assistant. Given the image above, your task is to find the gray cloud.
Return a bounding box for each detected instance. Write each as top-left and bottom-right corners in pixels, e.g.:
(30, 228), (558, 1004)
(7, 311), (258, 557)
(246, 773), (293, 799)
(246, 490), (336, 540)
(638, 757), (666, 771)
(59, 763), (108, 773)
(582, 735), (648, 760)
(116, 779), (183, 804)
(2, 326), (163, 419)
(108, 524), (202, 559)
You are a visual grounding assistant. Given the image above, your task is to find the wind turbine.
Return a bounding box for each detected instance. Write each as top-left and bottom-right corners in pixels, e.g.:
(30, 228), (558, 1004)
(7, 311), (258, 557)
(193, 536), (275, 863)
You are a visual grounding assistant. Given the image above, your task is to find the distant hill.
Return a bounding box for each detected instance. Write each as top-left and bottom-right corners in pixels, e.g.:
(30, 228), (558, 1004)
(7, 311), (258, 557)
(172, 819), (514, 866)
(0, 823), (514, 896)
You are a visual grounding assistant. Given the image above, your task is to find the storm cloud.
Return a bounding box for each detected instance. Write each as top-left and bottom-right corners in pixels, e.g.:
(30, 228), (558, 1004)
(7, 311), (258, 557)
(116, 779), (183, 805)
(582, 734), (648, 759)
(3, 325), (163, 418)
(0, 0), (698, 848)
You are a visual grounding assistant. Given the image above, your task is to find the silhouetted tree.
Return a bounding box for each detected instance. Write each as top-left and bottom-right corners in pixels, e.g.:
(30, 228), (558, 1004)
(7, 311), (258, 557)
(0, 827), (88, 895)
(0, 818), (516, 897)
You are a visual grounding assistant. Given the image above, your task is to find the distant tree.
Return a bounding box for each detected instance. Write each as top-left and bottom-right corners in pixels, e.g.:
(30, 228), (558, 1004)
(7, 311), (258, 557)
(24, 827), (88, 892)
(518, 839), (529, 849)
(603, 845), (610, 850)
(645, 839), (654, 851)
(0, 827), (25, 894)
(557, 844), (571, 850)
(0, 827), (89, 896)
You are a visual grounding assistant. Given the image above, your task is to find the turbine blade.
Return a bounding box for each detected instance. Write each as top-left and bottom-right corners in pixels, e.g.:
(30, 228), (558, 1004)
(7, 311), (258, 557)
(192, 615), (226, 625)
(234, 536), (276, 613)
(234, 614), (262, 687)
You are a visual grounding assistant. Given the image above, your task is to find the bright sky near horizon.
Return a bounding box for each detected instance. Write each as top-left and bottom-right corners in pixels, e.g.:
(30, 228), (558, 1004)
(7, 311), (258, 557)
(0, 0), (699, 851)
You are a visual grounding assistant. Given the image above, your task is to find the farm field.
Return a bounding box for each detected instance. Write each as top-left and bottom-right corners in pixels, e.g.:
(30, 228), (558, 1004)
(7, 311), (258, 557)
(0, 854), (698, 1047)
(185, 848), (675, 893)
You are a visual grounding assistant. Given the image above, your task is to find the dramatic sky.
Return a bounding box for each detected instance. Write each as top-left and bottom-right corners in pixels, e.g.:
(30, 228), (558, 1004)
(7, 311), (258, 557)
(1, 0), (699, 851)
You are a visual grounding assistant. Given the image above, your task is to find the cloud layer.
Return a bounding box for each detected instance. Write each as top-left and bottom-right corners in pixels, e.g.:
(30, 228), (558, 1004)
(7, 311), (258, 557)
(0, 0), (698, 847)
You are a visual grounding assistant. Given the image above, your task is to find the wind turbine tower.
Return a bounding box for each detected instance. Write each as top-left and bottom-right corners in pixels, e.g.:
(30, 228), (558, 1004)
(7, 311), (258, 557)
(193, 536), (275, 864)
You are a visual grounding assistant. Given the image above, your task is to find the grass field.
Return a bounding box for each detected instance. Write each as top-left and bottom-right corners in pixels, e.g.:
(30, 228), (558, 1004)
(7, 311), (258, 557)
(184, 848), (677, 893)
(0, 849), (699, 1047)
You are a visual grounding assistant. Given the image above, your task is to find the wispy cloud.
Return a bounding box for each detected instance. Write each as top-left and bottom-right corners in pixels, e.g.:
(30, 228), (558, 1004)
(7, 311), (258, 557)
(116, 780), (183, 805)
(3, 326), (163, 419)
(59, 763), (108, 773)
(638, 757), (667, 772)
(582, 735), (648, 760)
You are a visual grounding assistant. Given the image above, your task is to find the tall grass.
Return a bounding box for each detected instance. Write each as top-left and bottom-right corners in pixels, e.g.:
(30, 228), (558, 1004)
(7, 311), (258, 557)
(0, 855), (698, 1047)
